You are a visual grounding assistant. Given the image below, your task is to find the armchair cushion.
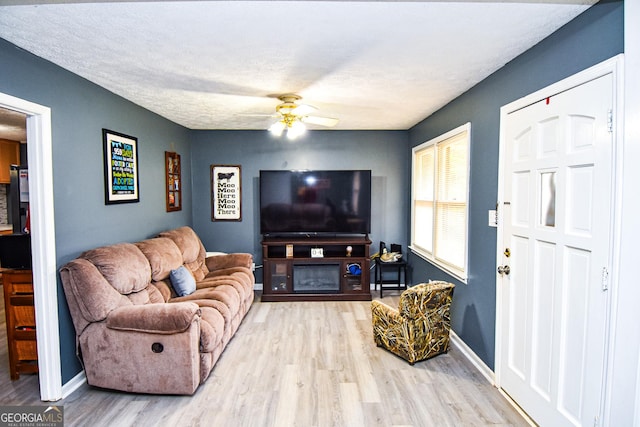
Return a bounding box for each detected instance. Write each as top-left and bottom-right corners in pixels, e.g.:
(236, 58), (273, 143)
(107, 302), (200, 334)
(170, 266), (197, 297)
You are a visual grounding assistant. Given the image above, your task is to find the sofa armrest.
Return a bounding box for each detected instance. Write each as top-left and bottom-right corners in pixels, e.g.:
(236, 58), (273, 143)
(106, 302), (200, 334)
(81, 316), (201, 395)
(206, 253), (253, 271)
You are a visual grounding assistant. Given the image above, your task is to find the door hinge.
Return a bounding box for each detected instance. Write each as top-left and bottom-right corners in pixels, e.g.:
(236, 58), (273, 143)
(607, 109), (613, 133)
(601, 267), (609, 291)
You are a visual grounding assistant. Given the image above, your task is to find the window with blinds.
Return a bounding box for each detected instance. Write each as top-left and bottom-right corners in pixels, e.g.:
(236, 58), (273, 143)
(411, 123), (470, 281)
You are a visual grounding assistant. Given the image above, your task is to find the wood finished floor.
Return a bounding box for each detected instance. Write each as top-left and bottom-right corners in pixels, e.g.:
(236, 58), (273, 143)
(1, 290), (529, 426)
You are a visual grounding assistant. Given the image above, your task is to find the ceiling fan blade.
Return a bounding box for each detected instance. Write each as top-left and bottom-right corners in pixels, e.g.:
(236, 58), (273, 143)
(236, 113), (279, 118)
(291, 104), (317, 116)
(302, 115), (339, 127)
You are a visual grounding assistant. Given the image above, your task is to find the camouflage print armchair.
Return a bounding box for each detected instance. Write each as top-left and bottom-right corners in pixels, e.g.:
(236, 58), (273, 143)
(371, 281), (455, 365)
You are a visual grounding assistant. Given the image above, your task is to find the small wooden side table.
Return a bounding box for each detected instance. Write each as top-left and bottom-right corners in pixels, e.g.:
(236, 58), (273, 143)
(374, 258), (408, 298)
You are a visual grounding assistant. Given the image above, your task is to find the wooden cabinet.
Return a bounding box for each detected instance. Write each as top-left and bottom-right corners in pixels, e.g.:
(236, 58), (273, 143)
(2, 269), (38, 380)
(0, 139), (20, 184)
(266, 259), (291, 293)
(262, 236), (371, 301)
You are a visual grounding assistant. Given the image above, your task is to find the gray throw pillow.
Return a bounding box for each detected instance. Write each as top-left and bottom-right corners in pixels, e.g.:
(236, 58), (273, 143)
(169, 266), (196, 296)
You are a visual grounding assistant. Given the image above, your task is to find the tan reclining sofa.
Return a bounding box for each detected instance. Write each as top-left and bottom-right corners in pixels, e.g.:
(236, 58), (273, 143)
(59, 226), (254, 395)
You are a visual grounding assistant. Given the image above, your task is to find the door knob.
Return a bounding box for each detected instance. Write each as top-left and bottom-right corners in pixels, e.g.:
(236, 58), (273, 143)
(497, 265), (510, 275)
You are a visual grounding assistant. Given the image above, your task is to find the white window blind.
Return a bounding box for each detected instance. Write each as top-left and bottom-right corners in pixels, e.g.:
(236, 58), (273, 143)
(411, 123), (470, 281)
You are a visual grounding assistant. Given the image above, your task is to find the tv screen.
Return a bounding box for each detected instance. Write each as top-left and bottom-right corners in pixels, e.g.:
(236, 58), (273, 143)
(260, 170), (371, 235)
(0, 233), (32, 269)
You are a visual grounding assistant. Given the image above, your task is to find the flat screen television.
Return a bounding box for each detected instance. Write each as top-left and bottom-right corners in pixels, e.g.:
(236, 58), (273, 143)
(260, 170), (371, 236)
(0, 233), (32, 269)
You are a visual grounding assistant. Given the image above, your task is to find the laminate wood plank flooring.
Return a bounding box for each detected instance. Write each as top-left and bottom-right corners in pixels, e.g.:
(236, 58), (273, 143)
(0, 290), (530, 426)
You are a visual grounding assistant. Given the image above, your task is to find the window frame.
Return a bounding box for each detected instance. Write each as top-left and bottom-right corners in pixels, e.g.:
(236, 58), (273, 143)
(410, 122), (471, 283)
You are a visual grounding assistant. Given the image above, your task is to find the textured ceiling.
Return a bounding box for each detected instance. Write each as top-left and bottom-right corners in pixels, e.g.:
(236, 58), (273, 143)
(0, 1), (595, 133)
(0, 108), (27, 142)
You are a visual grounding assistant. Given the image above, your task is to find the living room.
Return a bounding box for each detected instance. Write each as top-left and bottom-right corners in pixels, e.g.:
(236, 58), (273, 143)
(0, 1), (638, 426)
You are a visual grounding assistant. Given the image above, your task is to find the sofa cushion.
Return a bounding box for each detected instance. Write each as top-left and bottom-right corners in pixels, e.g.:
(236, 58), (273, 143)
(126, 288), (163, 306)
(60, 258), (132, 326)
(181, 285), (240, 313)
(170, 266), (197, 297)
(199, 275), (249, 306)
(136, 237), (183, 281)
(205, 252), (253, 271)
(199, 306), (225, 352)
(158, 226), (208, 281)
(152, 280), (174, 302)
(80, 242), (151, 295)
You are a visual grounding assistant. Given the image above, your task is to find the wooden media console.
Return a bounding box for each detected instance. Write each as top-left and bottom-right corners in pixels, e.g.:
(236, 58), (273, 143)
(261, 235), (371, 302)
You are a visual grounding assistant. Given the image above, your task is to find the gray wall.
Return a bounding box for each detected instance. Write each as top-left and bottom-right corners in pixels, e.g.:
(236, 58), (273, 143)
(408, 0), (624, 369)
(0, 39), (193, 382)
(189, 130), (409, 282)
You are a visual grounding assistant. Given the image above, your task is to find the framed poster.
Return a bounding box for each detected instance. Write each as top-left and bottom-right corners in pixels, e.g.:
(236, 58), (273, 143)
(211, 165), (241, 221)
(103, 129), (139, 204)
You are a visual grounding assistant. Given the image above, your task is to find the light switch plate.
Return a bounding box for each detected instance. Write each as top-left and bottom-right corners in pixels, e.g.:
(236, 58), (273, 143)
(489, 210), (498, 227)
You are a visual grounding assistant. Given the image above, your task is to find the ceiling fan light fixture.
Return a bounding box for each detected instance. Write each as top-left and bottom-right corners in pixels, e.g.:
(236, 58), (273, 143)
(276, 105), (294, 115)
(287, 120), (306, 140)
(264, 94), (335, 139)
(269, 120), (285, 136)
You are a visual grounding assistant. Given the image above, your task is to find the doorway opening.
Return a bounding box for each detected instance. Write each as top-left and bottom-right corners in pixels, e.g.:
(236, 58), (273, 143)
(0, 93), (61, 401)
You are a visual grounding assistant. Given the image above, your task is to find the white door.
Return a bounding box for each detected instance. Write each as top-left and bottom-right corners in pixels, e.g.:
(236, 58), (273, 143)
(498, 73), (614, 426)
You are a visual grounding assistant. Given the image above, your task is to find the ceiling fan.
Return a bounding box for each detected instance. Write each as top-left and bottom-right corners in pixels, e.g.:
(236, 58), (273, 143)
(266, 94), (339, 139)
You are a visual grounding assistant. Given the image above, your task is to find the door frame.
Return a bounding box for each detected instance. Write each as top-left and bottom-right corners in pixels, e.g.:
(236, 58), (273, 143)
(495, 54), (624, 419)
(0, 92), (61, 401)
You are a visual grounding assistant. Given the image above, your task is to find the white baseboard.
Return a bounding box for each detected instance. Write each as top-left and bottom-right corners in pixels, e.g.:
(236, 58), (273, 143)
(450, 331), (536, 426)
(497, 387), (537, 426)
(449, 330), (495, 385)
(61, 371), (86, 399)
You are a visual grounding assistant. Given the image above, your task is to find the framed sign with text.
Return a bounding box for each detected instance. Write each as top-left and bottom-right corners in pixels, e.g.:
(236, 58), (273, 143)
(103, 129), (139, 204)
(211, 165), (241, 221)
